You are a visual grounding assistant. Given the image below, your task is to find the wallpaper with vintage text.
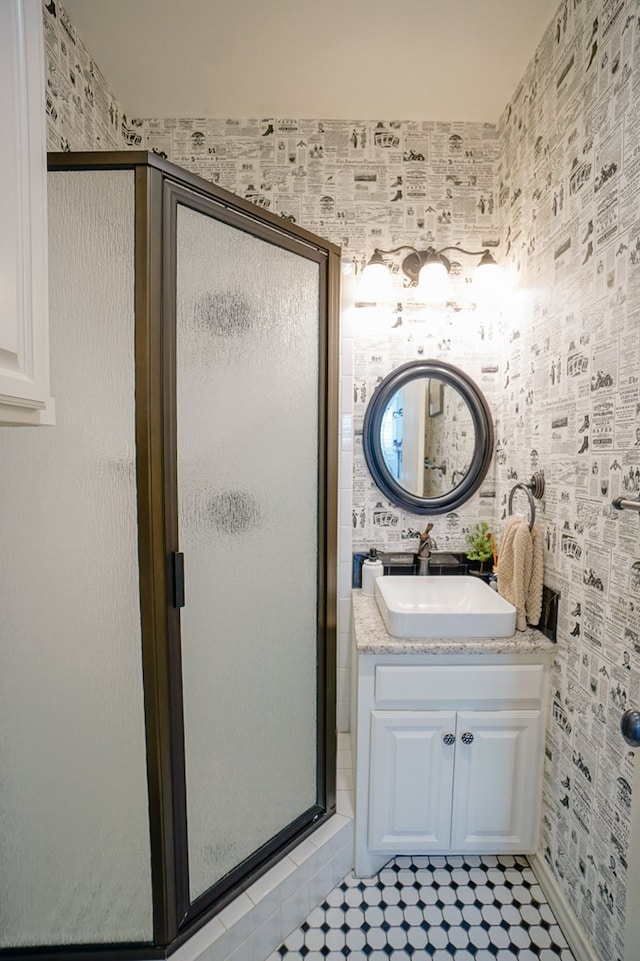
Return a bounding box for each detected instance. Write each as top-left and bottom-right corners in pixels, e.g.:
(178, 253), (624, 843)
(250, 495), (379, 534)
(496, 2), (640, 959)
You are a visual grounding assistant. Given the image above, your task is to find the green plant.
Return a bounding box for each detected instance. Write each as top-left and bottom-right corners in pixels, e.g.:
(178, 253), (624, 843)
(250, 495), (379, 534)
(466, 521), (493, 572)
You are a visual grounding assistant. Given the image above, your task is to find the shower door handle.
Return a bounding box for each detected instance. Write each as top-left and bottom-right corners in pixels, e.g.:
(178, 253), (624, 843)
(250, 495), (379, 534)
(172, 552), (185, 608)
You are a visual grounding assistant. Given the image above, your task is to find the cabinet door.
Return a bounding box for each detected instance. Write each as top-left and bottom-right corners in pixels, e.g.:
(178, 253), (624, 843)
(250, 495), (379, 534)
(369, 710), (456, 853)
(451, 710), (542, 853)
(0, 0), (52, 424)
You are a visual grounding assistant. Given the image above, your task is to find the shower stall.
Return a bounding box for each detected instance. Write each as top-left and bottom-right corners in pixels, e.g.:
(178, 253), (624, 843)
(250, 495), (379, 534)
(0, 152), (339, 956)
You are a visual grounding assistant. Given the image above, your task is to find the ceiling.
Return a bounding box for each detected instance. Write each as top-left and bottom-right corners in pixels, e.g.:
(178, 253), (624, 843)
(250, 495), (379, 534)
(63, 0), (559, 124)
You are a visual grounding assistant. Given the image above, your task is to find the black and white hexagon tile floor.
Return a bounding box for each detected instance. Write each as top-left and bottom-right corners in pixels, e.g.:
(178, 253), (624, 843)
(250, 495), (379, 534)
(267, 855), (575, 961)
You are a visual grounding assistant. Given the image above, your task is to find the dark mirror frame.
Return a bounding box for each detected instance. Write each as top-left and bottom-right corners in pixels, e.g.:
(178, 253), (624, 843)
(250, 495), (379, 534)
(363, 359), (494, 515)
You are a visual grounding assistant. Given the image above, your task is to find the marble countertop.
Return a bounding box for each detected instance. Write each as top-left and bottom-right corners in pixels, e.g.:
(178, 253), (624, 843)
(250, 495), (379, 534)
(352, 589), (556, 656)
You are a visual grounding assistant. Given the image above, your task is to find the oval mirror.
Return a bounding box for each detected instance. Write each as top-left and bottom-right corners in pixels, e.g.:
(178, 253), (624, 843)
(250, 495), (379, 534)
(363, 359), (494, 515)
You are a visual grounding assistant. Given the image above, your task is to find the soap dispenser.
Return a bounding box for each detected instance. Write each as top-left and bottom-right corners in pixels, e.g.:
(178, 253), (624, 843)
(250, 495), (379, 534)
(362, 548), (384, 596)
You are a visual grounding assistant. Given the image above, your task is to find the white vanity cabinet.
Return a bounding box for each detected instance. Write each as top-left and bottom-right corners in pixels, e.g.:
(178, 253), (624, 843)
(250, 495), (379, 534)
(0, 0), (53, 425)
(369, 706), (541, 856)
(352, 593), (553, 878)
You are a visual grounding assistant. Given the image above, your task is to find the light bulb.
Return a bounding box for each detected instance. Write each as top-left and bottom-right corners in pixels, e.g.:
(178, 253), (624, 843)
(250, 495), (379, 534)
(417, 259), (450, 303)
(473, 256), (502, 304)
(360, 254), (393, 303)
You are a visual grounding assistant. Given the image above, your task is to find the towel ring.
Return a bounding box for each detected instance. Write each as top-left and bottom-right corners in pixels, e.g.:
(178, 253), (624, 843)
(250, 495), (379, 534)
(507, 470), (545, 530)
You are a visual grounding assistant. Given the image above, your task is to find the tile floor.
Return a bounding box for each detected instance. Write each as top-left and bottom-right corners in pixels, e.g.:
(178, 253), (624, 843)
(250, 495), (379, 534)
(268, 854), (575, 961)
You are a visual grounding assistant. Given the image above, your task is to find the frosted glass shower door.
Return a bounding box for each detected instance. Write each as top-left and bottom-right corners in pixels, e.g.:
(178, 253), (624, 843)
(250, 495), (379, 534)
(176, 203), (322, 902)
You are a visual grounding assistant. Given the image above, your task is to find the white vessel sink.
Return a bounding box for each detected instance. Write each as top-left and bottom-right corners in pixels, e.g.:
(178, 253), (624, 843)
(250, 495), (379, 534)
(374, 575), (516, 638)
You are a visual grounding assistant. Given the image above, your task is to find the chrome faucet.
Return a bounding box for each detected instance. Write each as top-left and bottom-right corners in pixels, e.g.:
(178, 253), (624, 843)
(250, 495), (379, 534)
(417, 523), (438, 575)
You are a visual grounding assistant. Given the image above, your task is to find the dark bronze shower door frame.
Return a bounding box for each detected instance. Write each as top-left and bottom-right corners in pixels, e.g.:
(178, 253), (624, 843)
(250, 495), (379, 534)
(48, 151), (339, 956)
(157, 173), (339, 942)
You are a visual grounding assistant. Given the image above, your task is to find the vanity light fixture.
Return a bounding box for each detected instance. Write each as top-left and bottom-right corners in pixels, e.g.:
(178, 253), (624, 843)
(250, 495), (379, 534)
(361, 244), (500, 303)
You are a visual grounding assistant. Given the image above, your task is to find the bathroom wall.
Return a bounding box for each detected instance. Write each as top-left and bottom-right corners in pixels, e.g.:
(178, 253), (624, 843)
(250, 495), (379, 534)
(496, 2), (640, 959)
(43, 0), (129, 150)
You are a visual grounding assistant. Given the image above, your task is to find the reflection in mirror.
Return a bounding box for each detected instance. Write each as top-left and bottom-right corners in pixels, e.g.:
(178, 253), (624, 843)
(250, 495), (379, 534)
(364, 360), (494, 515)
(379, 378), (476, 498)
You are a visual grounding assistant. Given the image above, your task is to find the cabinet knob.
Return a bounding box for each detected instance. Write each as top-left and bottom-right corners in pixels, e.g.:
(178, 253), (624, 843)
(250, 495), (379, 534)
(442, 733), (456, 745)
(461, 732), (474, 745)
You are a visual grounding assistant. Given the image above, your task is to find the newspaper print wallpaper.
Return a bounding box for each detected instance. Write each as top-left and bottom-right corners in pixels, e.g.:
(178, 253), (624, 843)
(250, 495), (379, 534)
(41, 1), (639, 960)
(43, 0), (129, 151)
(496, 3), (640, 960)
